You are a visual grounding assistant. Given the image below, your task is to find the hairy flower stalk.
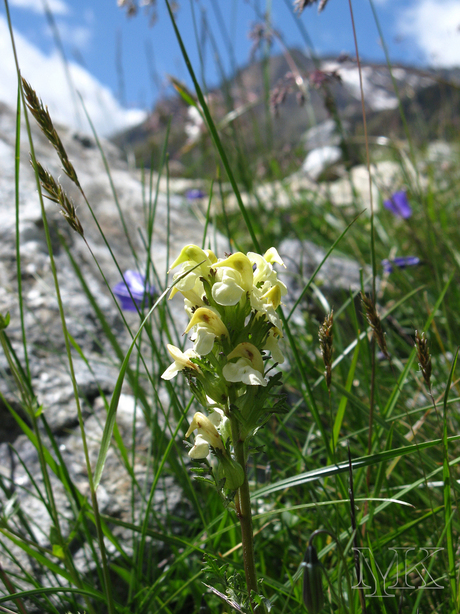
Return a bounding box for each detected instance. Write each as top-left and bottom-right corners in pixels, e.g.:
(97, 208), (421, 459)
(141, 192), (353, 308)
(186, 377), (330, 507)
(162, 245), (288, 609)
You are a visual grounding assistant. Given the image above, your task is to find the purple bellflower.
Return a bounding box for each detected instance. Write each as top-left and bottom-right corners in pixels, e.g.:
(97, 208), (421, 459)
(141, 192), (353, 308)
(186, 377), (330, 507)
(186, 188), (206, 200)
(382, 256), (421, 274)
(384, 191), (412, 219)
(113, 270), (156, 311)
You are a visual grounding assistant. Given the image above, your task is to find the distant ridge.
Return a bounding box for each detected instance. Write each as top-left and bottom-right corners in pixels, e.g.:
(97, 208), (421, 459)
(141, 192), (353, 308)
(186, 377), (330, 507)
(112, 50), (460, 178)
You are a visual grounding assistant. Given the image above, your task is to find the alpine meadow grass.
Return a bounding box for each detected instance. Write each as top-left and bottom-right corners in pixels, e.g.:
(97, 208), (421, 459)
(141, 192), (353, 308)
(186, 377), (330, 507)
(1, 0), (460, 613)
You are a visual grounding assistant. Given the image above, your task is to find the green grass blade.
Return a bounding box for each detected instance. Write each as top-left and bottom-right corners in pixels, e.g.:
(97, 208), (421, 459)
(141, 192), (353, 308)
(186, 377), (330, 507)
(254, 435), (460, 497)
(332, 342), (360, 451)
(382, 271), (454, 420)
(287, 211), (363, 322)
(93, 263), (202, 489)
(442, 347), (459, 605)
(0, 586), (107, 608)
(93, 289), (168, 489)
(164, 0), (260, 251)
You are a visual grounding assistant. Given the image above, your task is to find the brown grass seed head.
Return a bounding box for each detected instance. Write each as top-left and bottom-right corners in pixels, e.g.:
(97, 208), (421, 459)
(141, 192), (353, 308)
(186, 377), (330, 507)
(360, 292), (390, 360)
(319, 311), (333, 388)
(22, 78), (80, 188)
(32, 159), (84, 238)
(415, 330), (432, 389)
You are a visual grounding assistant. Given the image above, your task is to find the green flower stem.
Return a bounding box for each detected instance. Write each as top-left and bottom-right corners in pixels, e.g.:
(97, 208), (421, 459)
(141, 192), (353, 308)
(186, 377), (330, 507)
(230, 413), (259, 611)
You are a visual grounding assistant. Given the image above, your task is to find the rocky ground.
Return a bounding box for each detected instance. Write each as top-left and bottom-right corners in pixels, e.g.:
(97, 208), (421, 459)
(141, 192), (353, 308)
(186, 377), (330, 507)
(0, 99), (228, 583)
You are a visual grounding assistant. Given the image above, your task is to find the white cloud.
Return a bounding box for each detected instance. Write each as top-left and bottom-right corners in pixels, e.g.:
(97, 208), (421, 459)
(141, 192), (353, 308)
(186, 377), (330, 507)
(52, 21), (93, 48)
(9, 0), (69, 16)
(398, 0), (460, 67)
(0, 16), (146, 136)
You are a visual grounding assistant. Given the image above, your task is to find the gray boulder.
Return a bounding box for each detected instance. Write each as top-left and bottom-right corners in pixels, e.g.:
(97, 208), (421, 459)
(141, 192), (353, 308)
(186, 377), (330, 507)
(0, 98), (227, 588)
(278, 237), (371, 323)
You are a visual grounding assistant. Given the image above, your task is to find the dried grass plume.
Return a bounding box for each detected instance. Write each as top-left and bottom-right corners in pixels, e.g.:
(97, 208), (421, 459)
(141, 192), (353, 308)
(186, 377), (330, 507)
(294, 0), (331, 14)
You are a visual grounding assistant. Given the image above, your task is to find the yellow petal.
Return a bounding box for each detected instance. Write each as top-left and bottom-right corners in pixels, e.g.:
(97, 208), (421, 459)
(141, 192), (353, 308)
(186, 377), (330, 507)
(166, 344), (200, 371)
(168, 286), (180, 300)
(184, 307), (229, 338)
(213, 253), (253, 292)
(261, 284), (282, 309)
(169, 244), (210, 271)
(205, 249), (217, 264)
(185, 412), (224, 450)
(264, 247), (285, 267)
(227, 342), (264, 374)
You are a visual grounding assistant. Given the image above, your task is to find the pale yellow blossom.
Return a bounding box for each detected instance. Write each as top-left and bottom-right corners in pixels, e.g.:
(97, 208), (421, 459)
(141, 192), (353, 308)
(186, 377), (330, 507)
(161, 344), (201, 380)
(223, 342), (267, 387)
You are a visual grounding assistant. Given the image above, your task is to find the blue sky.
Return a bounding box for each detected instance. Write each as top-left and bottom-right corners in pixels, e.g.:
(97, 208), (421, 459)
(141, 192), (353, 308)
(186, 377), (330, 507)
(1, 0), (460, 135)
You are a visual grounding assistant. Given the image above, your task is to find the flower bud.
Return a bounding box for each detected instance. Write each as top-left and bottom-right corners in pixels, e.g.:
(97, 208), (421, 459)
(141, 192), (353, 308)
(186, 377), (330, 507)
(186, 412), (225, 451)
(302, 544), (324, 614)
(216, 454), (244, 490)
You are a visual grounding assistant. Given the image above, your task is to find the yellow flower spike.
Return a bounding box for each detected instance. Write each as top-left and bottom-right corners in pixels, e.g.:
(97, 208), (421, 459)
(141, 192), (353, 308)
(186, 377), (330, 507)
(261, 284), (282, 309)
(168, 244), (210, 272)
(227, 342), (264, 374)
(213, 252), (253, 292)
(264, 247), (286, 267)
(184, 307), (229, 338)
(185, 411), (225, 450)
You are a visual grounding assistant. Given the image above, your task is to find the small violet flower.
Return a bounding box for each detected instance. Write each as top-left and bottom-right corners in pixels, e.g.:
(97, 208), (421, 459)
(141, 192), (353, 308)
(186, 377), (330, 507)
(186, 188), (206, 200)
(383, 191), (412, 219)
(382, 256), (421, 274)
(113, 270), (156, 311)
